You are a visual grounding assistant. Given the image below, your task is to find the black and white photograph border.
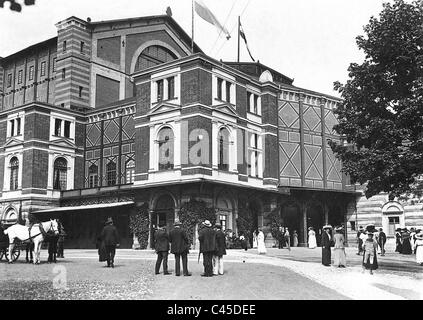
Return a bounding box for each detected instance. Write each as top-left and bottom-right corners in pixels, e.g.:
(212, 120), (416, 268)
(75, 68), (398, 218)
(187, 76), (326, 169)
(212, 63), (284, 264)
(0, 0), (422, 305)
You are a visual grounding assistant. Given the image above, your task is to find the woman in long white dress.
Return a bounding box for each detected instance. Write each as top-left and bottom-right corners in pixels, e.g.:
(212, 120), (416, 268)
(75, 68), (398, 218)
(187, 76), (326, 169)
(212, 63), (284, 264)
(257, 229), (267, 254)
(415, 231), (423, 265)
(308, 227), (317, 249)
(253, 231), (258, 249)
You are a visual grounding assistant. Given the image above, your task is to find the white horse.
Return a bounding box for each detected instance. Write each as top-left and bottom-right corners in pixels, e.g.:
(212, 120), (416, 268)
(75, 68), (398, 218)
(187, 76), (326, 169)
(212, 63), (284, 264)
(4, 220), (59, 264)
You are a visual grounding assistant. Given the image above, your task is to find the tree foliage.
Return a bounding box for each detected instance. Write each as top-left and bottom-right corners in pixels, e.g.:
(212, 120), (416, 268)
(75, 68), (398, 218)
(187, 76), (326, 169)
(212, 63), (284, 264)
(329, 0), (423, 198)
(0, 0), (35, 12)
(267, 207), (283, 239)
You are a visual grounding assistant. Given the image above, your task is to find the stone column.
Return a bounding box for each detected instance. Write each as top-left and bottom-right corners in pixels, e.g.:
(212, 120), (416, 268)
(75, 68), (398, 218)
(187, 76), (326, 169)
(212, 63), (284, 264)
(302, 204), (307, 246)
(147, 209), (154, 249)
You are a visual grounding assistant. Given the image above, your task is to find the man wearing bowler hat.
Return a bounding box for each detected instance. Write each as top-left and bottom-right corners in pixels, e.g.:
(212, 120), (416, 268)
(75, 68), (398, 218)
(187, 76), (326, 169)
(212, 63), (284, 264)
(169, 220), (191, 276)
(100, 217), (119, 268)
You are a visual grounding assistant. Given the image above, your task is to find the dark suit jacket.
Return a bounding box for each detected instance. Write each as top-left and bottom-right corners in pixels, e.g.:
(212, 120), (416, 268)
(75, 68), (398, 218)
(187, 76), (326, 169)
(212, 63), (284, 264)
(169, 227), (189, 254)
(321, 231), (331, 249)
(214, 230), (226, 256)
(199, 226), (216, 253)
(101, 224), (119, 246)
(154, 229), (170, 252)
(378, 232), (387, 244)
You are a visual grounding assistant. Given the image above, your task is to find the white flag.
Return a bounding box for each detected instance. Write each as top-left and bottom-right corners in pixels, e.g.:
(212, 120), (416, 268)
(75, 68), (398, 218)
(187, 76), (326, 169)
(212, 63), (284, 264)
(194, 0), (231, 40)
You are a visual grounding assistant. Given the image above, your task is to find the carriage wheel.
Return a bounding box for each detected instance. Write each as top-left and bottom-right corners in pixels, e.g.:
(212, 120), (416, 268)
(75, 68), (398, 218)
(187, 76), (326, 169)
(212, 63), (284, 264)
(0, 249), (4, 261)
(4, 247), (20, 262)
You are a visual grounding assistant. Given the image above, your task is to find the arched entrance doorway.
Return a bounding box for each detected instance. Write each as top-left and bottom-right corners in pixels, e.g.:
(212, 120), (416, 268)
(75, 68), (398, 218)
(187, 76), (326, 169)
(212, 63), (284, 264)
(307, 203), (324, 246)
(281, 202), (301, 245)
(1, 207), (18, 226)
(151, 194), (175, 248)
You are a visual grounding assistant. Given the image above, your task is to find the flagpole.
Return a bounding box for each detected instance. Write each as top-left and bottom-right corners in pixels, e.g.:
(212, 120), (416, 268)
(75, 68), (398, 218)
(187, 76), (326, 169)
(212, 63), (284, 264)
(192, 0), (194, 54)
(237, 16), (240, 62)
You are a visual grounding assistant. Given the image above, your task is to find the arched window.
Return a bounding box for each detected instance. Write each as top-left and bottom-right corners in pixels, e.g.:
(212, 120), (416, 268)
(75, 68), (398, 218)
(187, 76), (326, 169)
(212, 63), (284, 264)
(106, 161), (117, 186)
(88, 164), (98, 188)
(135, 45), (177, 72)
(1, 208), (18, 225)
(158, 127), (174, 171)
(125, 159), (135, 184)
(53, 157), (68, 190)
(10, 157), (19, 191)
(218, 128), (230, 171)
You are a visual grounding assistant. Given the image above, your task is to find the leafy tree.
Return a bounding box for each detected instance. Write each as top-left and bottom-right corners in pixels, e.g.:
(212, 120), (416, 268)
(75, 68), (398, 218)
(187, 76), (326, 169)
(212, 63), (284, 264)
(329, 0), (423, 199)
(129, 204), (150, 249)
(0, 0), (35, 12)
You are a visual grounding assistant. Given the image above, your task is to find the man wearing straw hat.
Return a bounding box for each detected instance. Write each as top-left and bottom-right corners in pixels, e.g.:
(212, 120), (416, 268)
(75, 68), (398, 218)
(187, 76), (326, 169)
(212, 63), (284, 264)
(198, 220), (216, 277)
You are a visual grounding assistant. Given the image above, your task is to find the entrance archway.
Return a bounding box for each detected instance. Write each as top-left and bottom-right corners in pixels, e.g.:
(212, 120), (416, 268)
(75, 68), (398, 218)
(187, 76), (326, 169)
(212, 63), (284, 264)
(281, 202), (301, 245)
(307, 203), (324, 246)
(151, 194), (175, 248)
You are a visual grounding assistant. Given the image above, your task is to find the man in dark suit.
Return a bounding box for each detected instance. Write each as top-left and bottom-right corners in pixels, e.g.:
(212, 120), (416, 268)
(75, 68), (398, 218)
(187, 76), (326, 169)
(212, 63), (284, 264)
(154, 227), (171, 275)
(213, 223), (227, 275)
(198, 220), (216, 277)
(169, 221), (191, 276)
(100, 217), (119, 268)
(378, 228), (387, 256)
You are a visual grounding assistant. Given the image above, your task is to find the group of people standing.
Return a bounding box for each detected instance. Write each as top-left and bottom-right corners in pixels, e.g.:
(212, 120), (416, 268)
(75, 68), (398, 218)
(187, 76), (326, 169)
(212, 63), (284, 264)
(356, 226), (387, 256)
(395, 227), (423, 265)
(275, 227), (298, 250)
(153, 219), (227, 277)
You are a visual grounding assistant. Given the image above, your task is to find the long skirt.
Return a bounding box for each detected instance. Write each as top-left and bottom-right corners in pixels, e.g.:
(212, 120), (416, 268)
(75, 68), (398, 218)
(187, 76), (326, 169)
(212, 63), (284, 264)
(416, 246), (423, 264)
(293, 236), (298, 247)
(322, 247), (331, 266)
(308, 236), (317, 249)
(257, 240), (267, 254)
(333, 248), (346, 267)
(401, 239), (412, 254)
(362, 250), (378, 270)
(395, 240), (402, 253)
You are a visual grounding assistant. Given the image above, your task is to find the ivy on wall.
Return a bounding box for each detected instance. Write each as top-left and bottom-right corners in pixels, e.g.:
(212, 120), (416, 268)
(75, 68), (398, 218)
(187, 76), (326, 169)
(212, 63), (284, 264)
(129, 204), (149, 249)
(178, 199), (216, 246)
(236, 206), (255, 241)
(267, 207), (283, 239)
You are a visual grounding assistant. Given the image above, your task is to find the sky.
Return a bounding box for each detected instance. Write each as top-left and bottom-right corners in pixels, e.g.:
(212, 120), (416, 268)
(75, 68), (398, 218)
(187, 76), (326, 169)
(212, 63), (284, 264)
(0, 0), (391, 97)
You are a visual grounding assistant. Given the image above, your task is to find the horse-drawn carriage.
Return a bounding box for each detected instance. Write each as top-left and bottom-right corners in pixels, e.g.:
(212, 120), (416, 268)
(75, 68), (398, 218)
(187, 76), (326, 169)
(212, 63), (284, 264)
(0, 224), (26, 262)
(0, 219), (59, 264)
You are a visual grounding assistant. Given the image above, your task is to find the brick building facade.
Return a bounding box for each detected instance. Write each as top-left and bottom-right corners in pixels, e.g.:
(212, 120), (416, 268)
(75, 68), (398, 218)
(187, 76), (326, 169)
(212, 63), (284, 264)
(0, 14), (364, 249)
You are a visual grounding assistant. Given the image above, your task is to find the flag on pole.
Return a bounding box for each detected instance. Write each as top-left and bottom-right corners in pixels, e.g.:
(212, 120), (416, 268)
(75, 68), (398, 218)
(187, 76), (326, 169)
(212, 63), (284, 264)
(194, 0), (231, 40)
(239, 20), (255, 62)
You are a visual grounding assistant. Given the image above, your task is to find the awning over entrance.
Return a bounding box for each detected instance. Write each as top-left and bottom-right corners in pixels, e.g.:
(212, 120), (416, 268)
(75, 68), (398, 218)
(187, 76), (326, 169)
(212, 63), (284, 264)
(32, 201), (135, 214)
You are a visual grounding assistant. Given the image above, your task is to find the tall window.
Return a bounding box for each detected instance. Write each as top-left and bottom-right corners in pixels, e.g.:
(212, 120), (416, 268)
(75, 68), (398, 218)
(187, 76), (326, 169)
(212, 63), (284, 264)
(53, 157), (67, 190)
(125, 159), (135, 184)
(62, 68), (66, 80)
(7, 74), (12, 87)
(158, 127), (174, 170)
(52, 58), (56, 72)
(80, 41), (85, 54)
(247, 92), (261, 115)
(157, 79), (164, 102)
(29, 66), (34, 81)
(10, 157), (19, 191)
(54, 119), (62, 136)
(64, 121), (71, 138)
(8, 118), (21, 137)
(79, 86), (83, 98)
(63, 41), (67, 52)
(219, 215), (227, 231)
(106, 161), (117, 186)
(167, 76), (175, 100)
(218, 128), (230, 171)
(18, 70), (23, 84)
(40, 61), (46, 77)
(226, 81), (231, 103)
(248, 133), (261, 178)
(217, 78), (223, 100)
(88, 164), (98, 188)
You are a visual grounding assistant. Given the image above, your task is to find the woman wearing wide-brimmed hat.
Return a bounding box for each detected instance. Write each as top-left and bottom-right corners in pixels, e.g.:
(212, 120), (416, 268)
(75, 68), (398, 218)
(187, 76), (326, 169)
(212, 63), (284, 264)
(333, 227), (346, 268)
(321, 225), (332, 266)
(362, 231), (378, 274)
(415, 231), (423, 266)
(401, 228), (413, 255)
(395, 228), (403, 253)
(308, 227), (317, 249)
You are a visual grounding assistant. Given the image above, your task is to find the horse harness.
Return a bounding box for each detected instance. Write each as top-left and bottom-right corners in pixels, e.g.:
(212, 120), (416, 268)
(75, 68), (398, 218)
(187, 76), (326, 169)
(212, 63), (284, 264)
(23, 222), (55, 243)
